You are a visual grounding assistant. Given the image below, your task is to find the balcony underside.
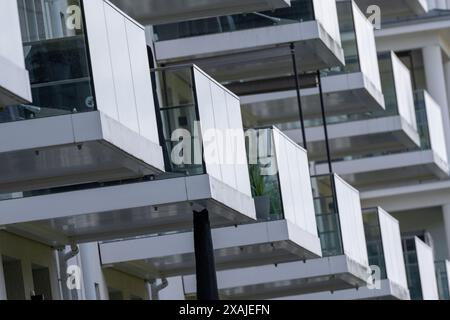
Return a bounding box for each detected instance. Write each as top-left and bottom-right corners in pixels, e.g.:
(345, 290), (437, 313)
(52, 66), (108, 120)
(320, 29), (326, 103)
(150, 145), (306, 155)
(0, 175), (256, 247)
(0, 111), (164, 193)
(183, 255), (369, 299)
(286, 116), (420, 161)
(277, 279), (410, 300)
(313, 150), (450, 190)
(99, 220), (321, 279)
(110, 0), (291, 24)
(241, 72), (384, 126)
(155, 21), (344, 82)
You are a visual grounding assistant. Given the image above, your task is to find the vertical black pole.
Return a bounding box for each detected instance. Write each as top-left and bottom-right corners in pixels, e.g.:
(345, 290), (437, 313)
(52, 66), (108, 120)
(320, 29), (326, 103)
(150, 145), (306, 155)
(317, 70), (333, 174)
(194, 209), (219, 300)
(290, 43), (308, 150)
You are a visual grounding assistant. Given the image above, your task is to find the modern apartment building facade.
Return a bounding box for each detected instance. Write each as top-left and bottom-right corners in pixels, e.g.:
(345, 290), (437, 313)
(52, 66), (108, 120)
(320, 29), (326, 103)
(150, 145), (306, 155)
(1, 0), (450, 301)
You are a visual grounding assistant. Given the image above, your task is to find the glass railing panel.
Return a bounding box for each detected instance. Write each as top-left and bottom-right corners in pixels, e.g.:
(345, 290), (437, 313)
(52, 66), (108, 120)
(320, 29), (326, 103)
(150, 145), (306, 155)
(363, 210), (387, 280)
(311, 174), (344, 257)
(247, 128), (283, 221)
(152, 66), (205, 176)
(402, 237), (423, 300)
(321, 1), (360, 77)
(153, 0), (315, 41)
(435, 261), (450, 300)
(1, 0), (95, 123)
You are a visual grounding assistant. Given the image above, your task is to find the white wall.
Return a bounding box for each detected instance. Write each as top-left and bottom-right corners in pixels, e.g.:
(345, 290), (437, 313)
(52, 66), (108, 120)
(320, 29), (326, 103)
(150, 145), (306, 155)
(378, 208), (408, 289)
(79, 243), (109, 300)
(415, 237), (440, 300)
(0, 0), (31, 105)
(83, 0), (160, 147)
(352, 1), (382, 93)
(313, 0), (341, 44)
(335, 175), (369, 267)
(391, 52), (417, 131)
(273, 128), (318, 237)
(424, 91), (449, 165)
(194, 66), (252, 197)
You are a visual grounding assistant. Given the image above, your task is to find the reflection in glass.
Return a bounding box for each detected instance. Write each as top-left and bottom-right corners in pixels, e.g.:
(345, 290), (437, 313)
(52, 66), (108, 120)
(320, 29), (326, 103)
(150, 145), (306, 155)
(0, 0), (95, 123)
(435, 261), (450, 300)
(363, 209), (387, 280)
(311, 174), (344, 257)
(402, 237), (423, 300)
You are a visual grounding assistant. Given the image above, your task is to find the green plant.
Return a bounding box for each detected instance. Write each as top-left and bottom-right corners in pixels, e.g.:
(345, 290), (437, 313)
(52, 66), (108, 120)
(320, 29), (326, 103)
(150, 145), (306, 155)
(249, 164), (266, 197)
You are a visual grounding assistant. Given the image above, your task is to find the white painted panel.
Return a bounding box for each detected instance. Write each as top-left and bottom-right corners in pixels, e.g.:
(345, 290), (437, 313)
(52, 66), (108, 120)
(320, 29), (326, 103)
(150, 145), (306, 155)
(335, 175), (368, 267)
(392, 52), (417, 131)
(415, 238), (439, 300)
(225, 94), (251, 197)
(352, 2), (382, 93)
(378, 208), (408, 289)
(104, 4), (140, 132)
(313, 0), (341, 44)
(194, 69), (222, 181)
(211, 82), (237, 190)
(424, 91), (448, 165)
(83, 0), (119, 119)
(0, 0), (25, 68)
(273, 129), (318, 236)
(125, 20), (159, 144)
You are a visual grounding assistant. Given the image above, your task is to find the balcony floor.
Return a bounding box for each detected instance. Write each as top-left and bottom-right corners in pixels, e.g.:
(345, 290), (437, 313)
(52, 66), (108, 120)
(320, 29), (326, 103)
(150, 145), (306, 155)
(155, 21), (344, 82)
(99, 220), (321, 279)
(183, 255), (369, 299)
(0, 111), (164, 193)
(276, 279), (410, 300)
(286, 115), (420, 161)
(312, 150), (450, 190)
(0, 175), (256, 247)
(242, 72), (384, 126)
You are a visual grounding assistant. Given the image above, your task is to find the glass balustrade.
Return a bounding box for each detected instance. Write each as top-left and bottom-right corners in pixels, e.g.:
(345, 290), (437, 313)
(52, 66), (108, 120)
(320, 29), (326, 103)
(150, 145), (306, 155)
(311, 174), (344, 257)
(153, 0), (315, 41)
(363, 209), (387, 280)
(402, 237), (423, 300)
(0, 0), (95, 124)
(435, 261), (450, 300)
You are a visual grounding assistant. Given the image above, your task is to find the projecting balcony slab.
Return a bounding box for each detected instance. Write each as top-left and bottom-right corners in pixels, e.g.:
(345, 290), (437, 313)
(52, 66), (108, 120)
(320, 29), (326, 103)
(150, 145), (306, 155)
(278, 279), (410, 300)
(0, 174), (256, 247)
(99, 220), (321, 279)
(0, 111), (164, 193)
(312, 150), (450, 190)
(110, 0), (291, 24)
(183, 255), (369, 299)
(285, 115), (420, 160)
(242, 72), (384, 126)
(155, 21), (344, 83)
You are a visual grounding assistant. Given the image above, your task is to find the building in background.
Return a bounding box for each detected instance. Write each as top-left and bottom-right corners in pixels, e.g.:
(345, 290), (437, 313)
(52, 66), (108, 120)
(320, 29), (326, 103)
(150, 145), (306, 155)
(1, 0), (450, 301)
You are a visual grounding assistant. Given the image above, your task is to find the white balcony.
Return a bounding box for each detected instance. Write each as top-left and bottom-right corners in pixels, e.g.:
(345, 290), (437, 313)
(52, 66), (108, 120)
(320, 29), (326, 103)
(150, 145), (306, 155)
(0, 64), (256, 246)
(402, 236), (439, 300)
(241, 1), (384, 127)
(0, 0), (165, 192)
(285, 51), (419, 160)
(98, 128), (321, 278)
(183, 174), (370, 299)
(154, 0), (344, 83)
(279, 207), (410, 300)
(0, 0), (31, 106)
(312, 90), (449, 190)
(110, 0), (291, 24)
